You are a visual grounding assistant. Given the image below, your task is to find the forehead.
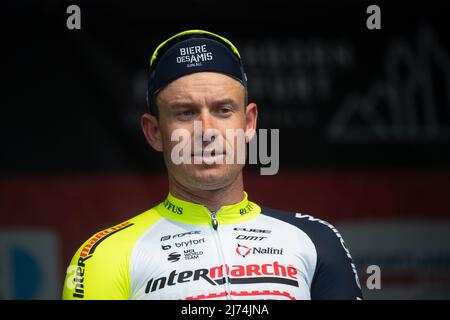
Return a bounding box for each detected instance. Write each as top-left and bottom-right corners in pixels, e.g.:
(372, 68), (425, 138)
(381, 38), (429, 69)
(157, 72), (244, 104)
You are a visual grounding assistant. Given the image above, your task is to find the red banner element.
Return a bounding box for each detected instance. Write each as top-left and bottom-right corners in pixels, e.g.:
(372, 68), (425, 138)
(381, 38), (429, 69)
(1, 169), (449, 282)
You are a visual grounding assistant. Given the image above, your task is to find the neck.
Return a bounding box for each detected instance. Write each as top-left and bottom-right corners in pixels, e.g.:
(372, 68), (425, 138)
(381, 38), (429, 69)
(168, 173), (245, 212)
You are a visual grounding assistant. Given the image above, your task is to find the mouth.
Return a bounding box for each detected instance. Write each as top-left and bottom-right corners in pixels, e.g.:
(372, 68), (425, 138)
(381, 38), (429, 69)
(192, 149), (225, 156)
(191, 150), (226, 164)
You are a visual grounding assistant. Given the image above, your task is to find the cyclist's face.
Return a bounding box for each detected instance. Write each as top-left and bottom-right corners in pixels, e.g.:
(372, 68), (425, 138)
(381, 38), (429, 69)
(155, 72), (257, 191)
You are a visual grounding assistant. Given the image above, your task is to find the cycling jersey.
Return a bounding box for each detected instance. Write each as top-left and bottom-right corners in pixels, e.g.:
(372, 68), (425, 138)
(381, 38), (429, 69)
(62, 192), (362, 300)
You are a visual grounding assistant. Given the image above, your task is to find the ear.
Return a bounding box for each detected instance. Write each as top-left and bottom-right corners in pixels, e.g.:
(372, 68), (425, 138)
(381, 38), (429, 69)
(141, 113), (163, 152)
(245, 102), (258, 143)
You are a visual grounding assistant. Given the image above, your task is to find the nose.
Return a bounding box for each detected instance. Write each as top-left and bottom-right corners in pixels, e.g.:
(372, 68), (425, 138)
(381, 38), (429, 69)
(199, 109), (216, 133)
(196, 109), (221, 148)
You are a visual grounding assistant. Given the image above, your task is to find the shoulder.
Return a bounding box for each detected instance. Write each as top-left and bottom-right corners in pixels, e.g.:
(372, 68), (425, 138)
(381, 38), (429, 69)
(78, 208), (162, 255)
(260, 207), (355, 267)
(73, 207), (163, 260)
(63, 208), (162, 299)
(261, 207), (362, 299)
(260, 207), (346, 249)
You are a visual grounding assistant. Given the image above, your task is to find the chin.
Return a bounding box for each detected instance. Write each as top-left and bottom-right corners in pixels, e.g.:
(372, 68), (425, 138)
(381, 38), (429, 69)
(191, 167), (228, 189)
(186, 164), (238, 190)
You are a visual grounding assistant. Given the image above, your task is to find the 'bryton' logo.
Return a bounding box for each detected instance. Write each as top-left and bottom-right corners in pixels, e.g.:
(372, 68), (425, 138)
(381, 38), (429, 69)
(235, 244), (284, 257)
(177, 44), (213, 67)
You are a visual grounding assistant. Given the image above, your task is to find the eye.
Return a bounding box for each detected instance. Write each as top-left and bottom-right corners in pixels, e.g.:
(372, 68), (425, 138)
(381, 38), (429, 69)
(216, 106), (233, 116)
(177, 110), (195, 120)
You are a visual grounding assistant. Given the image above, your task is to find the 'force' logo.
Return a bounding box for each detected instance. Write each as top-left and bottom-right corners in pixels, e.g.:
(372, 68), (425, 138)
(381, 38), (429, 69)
(160, 230), (201, 242)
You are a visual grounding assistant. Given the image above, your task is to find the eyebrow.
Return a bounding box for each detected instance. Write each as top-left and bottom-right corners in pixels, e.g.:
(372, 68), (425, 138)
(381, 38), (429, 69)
(212, 98), (239, 108)
(168, 101), (199, 110)
(168, 98), (239, 110)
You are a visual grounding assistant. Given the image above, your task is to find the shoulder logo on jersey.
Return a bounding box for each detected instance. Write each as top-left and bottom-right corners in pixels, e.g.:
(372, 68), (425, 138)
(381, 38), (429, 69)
(79, 221), (133, 258)
(67, 221), (134, 299)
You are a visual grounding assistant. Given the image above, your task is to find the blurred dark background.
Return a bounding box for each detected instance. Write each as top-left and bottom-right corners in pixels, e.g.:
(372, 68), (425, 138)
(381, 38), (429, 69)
(1, 0), (449, 299)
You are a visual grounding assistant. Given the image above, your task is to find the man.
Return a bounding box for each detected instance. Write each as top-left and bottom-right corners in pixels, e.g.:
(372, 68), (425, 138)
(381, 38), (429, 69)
(62, 30), (362, 300)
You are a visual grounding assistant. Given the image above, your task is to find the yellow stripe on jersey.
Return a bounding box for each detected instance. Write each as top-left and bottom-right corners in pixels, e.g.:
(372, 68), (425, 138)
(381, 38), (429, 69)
(62, 208), (162, 300)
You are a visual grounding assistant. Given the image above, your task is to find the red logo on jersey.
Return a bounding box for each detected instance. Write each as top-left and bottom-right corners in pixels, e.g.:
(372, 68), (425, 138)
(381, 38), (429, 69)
(79, 221), (133, 258)
(235, 243), (284, 257)
(236, 244), (251, 257)
(145, 261), (299, 294)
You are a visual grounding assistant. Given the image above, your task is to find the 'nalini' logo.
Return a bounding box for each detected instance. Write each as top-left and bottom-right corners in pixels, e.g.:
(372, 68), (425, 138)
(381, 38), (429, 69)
(235, 244), (251, 257)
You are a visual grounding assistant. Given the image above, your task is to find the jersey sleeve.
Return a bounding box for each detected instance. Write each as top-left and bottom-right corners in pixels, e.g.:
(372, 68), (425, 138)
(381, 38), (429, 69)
(62, 221), (134, 300)
(305, 217), (363, 300)
(261, 208), (362, 300)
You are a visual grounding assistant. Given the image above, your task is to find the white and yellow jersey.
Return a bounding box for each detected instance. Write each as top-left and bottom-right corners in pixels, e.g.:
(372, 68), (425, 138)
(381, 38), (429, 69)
(63, 192), (362, 300)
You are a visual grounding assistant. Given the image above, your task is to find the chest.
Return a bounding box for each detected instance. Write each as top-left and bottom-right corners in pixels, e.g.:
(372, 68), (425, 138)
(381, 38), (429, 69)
(129, 219), (317, 300)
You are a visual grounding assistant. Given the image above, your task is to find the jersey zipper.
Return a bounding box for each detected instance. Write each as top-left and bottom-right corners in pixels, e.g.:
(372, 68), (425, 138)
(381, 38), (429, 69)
(211, 212), (218, 230)
(209, 210), (232, 300)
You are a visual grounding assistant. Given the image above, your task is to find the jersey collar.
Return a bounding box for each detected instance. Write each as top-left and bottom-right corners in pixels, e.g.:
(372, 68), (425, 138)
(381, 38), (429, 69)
(156, 192), (261, 226)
